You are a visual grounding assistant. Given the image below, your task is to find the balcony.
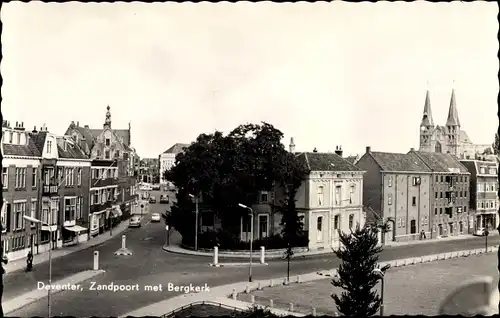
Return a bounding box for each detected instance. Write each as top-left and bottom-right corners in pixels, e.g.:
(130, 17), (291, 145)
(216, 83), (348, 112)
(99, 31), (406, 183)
(91, 178), (117, 188)
(42, 184), (58, 196)
(90, 201), (113, 213)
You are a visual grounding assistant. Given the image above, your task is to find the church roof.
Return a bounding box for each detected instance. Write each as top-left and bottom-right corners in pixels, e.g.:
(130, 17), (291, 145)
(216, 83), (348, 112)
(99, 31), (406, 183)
(446, 89), (461, 126)
(420, 90), (434, 127)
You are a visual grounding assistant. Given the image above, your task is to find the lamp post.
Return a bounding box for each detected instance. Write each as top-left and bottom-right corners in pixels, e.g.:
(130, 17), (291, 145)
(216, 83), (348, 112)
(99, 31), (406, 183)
(485, 228), (489, 252)
(238, 203), (254, 282)
(23, 215), (52, 317)
(189, 193), (199, 251)
(373, 267), (385, 316)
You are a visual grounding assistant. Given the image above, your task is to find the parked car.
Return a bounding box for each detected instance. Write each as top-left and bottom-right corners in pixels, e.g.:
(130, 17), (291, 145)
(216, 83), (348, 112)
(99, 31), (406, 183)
(149, 196), (156, 204)
(160, 195), (169, 204)
(129, 215), (142, 228)
(152, 184), (160, 190)
(151, 213), (161, 222)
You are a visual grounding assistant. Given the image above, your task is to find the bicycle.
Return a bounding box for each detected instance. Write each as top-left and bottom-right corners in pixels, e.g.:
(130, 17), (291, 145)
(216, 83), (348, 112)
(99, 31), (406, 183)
(281, 250), (295, 260)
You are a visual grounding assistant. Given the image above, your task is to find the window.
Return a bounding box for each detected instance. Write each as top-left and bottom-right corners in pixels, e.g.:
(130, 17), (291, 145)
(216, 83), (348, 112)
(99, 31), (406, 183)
(387, 194), (392, 205)
(435, 192), (438, 198)
(57, 167), (64, 184)
(412, 196), (416, 206)
(47, 140), (52, 153)
(97, 190), (102, 204)
(77, 168), (82, 185)
(435, 176), (439, 182)
(105, 150), (110, 159)
(464, 191), (467, 198)
(30, 200), (37, 227)
(2, 167), (8, 189)
(317, 186), (324, 206)
(440, 192), (443, 198)
(440, 176), (444, 182)
(464, 176), (467, 183)
(412, 177), (421, 186)
(15, 168), (26, 189)
(401, 217), (406, 228)
(335, 186), (341, 205)
(410, 219), (416, 234)
(464, 206), (467, 213)
(64, 198), (76, 222)
(29, 168), (37, 189)
(492, 183), (496, 192)
(349, 185), (355, 204)
(15, 133), (20, 144)
(334, 215), (340, 230)
(258, 215), (268, 239)
(14, 202), (26, 230)
(434, 208), (438, 215)
(316, 216), (323, 241)
(348, 214), (354, 229)
(260, 191), (269, 203)
(459, 191), (462, 197)
(115, 150), (120, 158)
(105, 138), (110, 146)
(388, 176), (393, 187)
(97, 150), (101, 157)
(486, 184), (490, 191)
(92, 191), (98, 205)
(9, 132), (13, 143)
(76, 197), (83, 220)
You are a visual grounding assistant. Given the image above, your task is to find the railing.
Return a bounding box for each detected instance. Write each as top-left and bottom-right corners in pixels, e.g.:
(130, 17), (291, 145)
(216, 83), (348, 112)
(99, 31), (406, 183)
(42, 184), (58, 195)
(161, 300), (244, 318)
(90, 201), (113, 213)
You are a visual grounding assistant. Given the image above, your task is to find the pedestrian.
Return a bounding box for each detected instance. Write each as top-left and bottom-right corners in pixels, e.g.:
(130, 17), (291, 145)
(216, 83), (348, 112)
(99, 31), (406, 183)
(420, 230), (426, 240)
(26, 251), (33, 272)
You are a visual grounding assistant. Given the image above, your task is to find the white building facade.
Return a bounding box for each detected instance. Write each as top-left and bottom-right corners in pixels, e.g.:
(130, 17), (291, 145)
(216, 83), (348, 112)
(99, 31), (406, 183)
(159, 143), (190, 185)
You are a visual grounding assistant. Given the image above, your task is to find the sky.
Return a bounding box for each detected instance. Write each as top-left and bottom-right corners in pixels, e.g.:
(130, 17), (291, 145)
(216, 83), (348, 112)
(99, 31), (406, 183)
(2, 2), (499, 158)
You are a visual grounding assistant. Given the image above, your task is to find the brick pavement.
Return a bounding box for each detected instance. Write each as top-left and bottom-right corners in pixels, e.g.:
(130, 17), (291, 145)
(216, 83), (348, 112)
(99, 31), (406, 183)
(4, 220), (129, 273)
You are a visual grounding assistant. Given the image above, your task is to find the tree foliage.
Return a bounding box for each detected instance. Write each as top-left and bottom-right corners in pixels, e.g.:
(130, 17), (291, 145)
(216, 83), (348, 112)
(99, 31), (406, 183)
(331, 224), (390, 316)
(492, 132), (499, 155)
(165, 122), (308, 240)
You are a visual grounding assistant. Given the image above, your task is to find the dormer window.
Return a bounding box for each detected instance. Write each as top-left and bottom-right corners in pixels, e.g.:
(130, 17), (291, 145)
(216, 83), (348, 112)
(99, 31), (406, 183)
(15, 133), (20, 144)
(47, 140), (52, 154)
(105, 138), (110, 146)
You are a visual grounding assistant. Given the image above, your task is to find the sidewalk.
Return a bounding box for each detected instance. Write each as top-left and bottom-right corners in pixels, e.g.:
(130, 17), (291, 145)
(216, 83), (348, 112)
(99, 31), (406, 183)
(4, 220), (129, 273)
(123, 246), (498, 317)
(163, 233), (492, 259)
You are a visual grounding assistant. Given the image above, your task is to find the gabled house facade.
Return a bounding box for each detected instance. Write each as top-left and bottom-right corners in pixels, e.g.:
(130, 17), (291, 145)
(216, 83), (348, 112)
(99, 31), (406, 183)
(356, 147), (433, 243)
(294, 149), (365, 251)
(56, 136), (91, 246)
(1, 121), (41, 261)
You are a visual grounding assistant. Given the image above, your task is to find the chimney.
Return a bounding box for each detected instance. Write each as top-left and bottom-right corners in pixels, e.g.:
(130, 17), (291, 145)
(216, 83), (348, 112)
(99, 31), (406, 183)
(84, 125), (89, 128)
(289, 137), (296, 153)
(15, 121), (18, 127)
(21, 122), (24, 128)
(42, 123), (47, 131)
(71, 121), (75, 127)
(313, 147), (318, 153)
(32, 126), (38, 133)
(335, 145), (343, 157)
(366, 146), (371, 153)
(410, 148), (415, 152)
(77, 121), (79, 127)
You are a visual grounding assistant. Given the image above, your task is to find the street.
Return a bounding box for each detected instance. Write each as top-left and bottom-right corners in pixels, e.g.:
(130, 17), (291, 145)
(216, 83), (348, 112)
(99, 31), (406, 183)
(5, 190), (500, 316)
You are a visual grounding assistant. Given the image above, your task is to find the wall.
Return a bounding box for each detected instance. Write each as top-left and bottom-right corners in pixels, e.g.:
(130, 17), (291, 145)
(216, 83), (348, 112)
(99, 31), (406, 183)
(355, 154), (383, 221)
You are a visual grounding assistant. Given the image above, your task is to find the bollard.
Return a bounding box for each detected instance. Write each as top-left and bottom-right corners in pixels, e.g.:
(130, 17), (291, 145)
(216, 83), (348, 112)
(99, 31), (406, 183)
(312, 307), (317, 316)
(251, 295), (255, 303)
(122, 235), (126, 249)
(289, 303), (294, 312)
(245, 285), (250, 293)
(270, 279), (274, 287)
(258, 282), (262, 290)
(260, 246), (265, 264)
(93, 251), (99, 270)
(213, 246), (219, 265)
(284, 278), (289, 285)
(232, 288), (237, 300)
(269, 299), (274, 308)
(297, 275), (301, 283)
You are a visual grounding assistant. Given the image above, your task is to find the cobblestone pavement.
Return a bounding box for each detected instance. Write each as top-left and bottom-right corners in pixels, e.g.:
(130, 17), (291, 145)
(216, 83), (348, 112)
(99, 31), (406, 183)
(238, 253), (499, 316)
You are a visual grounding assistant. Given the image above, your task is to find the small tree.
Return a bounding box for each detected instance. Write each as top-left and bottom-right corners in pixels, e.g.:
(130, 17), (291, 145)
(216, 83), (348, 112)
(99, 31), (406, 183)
(493, 132), (500, 155)
(331, 224), (390, 316)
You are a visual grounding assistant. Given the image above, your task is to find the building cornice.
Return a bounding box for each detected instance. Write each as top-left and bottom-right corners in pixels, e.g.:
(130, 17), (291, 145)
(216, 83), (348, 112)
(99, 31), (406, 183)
(2, 155), (42, 160)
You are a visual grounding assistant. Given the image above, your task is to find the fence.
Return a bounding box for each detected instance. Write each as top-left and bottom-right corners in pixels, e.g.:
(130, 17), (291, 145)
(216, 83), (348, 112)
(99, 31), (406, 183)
(161, 300), (244, 318)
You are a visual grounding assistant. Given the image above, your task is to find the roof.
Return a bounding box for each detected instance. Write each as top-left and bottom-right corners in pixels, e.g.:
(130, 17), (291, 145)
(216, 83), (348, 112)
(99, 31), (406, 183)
(296, 152), (361, 172)
(345, 155), (359, 165)
(162, 143), (190, 154)
(57, 137), (89, 159)
(89, 129), (130, 147)
(460, 130), (472, 144)
(1, 129), (43, 157)
(421, 90), (434, 127)
(446, 89), (460, 126)
(409, 150), (469, 173)
(368, 151), (432, 172)
(65, 125), (95, 152)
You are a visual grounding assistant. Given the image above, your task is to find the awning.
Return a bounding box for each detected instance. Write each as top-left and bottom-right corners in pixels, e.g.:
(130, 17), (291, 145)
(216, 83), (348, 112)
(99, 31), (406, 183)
(42, 225), (58, 232)
(64, 225), (87, 233)
(111, 206), (123, 217)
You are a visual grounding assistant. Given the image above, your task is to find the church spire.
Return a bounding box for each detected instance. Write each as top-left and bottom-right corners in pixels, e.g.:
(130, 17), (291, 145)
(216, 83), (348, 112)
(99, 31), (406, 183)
(446, 88), (460, 126)
(103, 105), (112, 129)
(420, 89), (434, 127)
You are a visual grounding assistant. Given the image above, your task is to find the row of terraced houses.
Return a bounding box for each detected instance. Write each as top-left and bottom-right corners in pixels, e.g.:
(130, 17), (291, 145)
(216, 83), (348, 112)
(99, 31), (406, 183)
(1, 106), (139, 261)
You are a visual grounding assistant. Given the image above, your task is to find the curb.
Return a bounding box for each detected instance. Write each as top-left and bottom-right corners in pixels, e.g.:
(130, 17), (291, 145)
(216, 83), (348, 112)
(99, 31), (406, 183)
(4, 269), (106, 314)
(210, 263), (269, 267)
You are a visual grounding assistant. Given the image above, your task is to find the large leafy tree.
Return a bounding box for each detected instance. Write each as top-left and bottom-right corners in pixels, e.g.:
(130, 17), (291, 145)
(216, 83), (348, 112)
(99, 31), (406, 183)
(165, 122), (306, 240)
(492, 132), (499, 155)
(331, 224), (390, 316)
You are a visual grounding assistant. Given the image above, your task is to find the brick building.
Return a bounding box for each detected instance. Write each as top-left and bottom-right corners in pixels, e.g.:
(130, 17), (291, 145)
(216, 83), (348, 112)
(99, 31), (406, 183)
(460, 158), (499, 233)
(409, 150), (470, 238)
(1, 121), (41, 261)
(356, 147), (433, 243)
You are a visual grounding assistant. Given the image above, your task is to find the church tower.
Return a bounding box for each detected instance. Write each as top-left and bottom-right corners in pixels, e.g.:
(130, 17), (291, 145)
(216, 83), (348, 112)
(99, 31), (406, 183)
(103, 105), (112, 129)
(419, 90), (435, 152)
(445, 88), (461, 155)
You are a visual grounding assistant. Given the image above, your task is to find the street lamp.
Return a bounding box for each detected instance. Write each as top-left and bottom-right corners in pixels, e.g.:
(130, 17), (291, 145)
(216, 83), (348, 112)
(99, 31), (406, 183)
(23, 215), (52, 318)
(373, 267), (386, 316)
(238, 203), (254, 282)
(189, 193), (199, 251)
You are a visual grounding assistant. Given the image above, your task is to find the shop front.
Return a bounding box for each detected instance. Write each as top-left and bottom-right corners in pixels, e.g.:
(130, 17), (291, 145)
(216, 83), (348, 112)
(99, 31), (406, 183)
(62, 224), (88, 246)
(476, 213), (497, 231)
(90, 211), (105, 237)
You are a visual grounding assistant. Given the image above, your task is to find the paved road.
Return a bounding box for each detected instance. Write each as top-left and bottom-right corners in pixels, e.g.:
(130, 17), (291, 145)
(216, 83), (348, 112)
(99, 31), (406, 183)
(5, 191), (500, 316)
